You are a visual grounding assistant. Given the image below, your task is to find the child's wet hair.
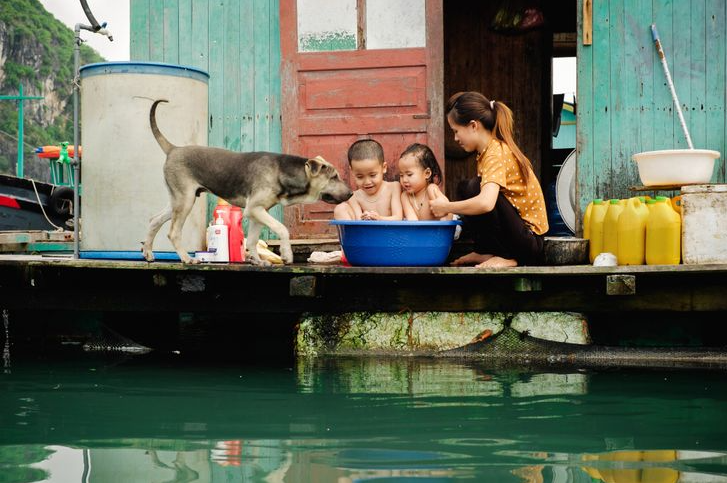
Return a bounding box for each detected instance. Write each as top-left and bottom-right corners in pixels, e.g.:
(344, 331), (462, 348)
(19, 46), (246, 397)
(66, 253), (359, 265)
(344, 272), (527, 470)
(400, 143), (442, 185)
(348, 139), (385, 165)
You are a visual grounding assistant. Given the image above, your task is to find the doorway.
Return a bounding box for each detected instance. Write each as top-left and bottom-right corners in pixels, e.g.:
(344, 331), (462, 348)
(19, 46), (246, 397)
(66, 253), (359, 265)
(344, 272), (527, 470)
(442, 1), (577, 207)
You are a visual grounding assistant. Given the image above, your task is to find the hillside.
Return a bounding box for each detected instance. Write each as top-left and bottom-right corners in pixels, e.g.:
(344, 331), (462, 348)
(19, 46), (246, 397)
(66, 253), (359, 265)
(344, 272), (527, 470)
(0, 0), (104, 180)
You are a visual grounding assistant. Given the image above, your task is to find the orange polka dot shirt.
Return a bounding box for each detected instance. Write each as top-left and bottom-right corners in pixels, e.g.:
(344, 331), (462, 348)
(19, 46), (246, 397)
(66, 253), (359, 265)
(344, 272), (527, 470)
(477, 138), (549, 235)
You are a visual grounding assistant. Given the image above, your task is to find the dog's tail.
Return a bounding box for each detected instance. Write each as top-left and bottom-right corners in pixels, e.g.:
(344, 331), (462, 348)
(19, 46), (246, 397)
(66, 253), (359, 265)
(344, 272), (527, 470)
(150, 99), (175, 155)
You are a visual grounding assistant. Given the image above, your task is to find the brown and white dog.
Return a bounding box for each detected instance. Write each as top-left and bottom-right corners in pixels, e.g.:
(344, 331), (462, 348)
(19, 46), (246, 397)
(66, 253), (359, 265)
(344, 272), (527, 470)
(142, 100), (352, 265)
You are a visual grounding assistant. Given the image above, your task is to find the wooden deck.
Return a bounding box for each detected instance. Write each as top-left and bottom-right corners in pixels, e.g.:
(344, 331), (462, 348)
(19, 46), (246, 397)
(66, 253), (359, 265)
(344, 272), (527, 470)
(1, 254), (726, 314)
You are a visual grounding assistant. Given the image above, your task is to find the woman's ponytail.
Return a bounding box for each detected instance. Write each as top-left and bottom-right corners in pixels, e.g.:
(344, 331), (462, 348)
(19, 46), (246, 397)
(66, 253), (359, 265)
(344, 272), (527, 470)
(491, 101), (533, 183)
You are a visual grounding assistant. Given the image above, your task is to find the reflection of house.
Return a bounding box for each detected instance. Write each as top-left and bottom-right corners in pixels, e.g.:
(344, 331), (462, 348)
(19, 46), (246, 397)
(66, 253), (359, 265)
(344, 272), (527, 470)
(130, 0), (726, 235)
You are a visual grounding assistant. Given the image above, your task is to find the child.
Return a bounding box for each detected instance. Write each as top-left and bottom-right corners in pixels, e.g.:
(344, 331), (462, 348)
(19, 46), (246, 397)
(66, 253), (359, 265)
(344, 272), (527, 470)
(398, 143), (451, 221)
(429, 91), (548, 268)
(334, 139), (403, 221)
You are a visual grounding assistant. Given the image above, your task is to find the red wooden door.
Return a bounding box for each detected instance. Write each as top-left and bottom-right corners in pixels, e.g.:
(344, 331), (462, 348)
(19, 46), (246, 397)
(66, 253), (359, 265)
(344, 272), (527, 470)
(280, 0), (443, 238)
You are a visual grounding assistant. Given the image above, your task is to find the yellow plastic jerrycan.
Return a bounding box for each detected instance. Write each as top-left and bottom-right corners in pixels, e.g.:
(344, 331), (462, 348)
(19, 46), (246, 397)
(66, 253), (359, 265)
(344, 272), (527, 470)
(603, 199), (624, 256)
(617, 197), (648, 265)
(583, 198), (601, 240)
(646, 198), (681, 265)
(588, 199), (608, 263)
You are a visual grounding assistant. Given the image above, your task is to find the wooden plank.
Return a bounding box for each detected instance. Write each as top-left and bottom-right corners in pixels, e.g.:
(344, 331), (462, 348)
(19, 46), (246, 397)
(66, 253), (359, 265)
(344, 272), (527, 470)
(609, 0), (634, 199)
(191, 0), (209, 72)
(583, 0), (593, 45)
(268, 0), (282, 153)
(129, 0), (150, 60)
(208, 0), (224, 149)
(223, 0), (242, 151)
(178, 0), (193, 66)
(576, 0), (595, 234)
(279, 0), (300, 154)
(252, 0), (277, 239)
(148, 0), (165, 61)
(636, 0), (654, 154)
(591, 0), (612, 199)
(652, 0), (675, 151)
(162, 0), (179, 63)
(690, 0), (707, 150)
(2, 258), (727, 314)
(268, 0), (283, 151)
(236, 0), (253, 153)
(253, 0), (271, 152)
(706, 0), (726, 182)
(24, 243), (73, 252)
(356, 0), (366, 50)
(425, 0), (444, 174)
(0, 233), (31, 244)
(298, 48), (427, 70)
(672, 0), (691, 149)
(267, 0), (284, 237)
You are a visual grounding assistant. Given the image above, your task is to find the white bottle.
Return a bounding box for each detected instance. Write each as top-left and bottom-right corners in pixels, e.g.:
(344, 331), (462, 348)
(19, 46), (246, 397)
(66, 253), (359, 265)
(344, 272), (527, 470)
(206, 210), (229, 262)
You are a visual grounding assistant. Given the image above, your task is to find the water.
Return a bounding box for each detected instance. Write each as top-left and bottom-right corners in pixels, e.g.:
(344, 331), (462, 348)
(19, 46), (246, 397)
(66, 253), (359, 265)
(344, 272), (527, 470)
(1, 356), (726, 482)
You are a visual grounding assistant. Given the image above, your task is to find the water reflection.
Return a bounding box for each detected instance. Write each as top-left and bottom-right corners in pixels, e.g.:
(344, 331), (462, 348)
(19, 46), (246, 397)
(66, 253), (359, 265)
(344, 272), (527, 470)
(0, 357), (725, 482)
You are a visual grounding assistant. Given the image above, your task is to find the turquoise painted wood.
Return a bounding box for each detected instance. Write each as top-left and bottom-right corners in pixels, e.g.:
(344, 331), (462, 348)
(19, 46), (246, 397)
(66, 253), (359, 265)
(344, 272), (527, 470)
(129, 0), (283, 239)
(577, 0), (726, 231)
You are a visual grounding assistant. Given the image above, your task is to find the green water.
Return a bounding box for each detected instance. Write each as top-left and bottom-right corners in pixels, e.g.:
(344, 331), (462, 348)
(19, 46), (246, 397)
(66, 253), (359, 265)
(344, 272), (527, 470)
(1, 357), (726, 482)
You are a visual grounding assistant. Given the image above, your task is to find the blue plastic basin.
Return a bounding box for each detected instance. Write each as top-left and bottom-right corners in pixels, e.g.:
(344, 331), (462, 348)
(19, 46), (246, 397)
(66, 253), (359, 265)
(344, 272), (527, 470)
(330, 220), (462, 267)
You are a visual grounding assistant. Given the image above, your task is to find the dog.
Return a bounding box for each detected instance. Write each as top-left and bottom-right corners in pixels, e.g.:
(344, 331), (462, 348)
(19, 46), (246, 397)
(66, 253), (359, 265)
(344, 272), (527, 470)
(142, 100), (352, 265)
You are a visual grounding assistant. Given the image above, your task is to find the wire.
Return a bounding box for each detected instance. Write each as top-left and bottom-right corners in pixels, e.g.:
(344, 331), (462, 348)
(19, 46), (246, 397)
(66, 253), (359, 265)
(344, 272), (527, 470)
(30, 178), (64, 231)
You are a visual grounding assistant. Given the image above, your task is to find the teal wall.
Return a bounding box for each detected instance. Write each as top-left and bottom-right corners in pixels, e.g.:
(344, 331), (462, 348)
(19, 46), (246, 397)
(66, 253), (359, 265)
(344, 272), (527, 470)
(577, 0), (726, 226)
(129, 0), (283, 237)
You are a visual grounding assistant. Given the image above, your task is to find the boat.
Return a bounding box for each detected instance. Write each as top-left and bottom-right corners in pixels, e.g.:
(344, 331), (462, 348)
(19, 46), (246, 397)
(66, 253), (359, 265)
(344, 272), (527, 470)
(0, 173), (74, 231)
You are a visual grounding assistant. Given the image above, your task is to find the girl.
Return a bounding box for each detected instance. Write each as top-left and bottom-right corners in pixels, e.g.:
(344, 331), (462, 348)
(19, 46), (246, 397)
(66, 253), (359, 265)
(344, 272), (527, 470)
(429, 92), (548, 267)
(398, 143), (451, 221)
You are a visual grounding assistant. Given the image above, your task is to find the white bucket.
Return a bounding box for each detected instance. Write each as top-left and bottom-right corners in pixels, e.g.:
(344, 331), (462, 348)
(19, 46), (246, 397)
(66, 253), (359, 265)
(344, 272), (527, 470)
(632, 149), (720, 186)
(79, 62), (209, 253)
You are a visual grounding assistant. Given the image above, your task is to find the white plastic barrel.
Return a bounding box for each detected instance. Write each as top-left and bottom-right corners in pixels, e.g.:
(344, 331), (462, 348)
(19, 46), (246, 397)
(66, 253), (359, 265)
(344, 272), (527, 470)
(79, 62), (209, 255)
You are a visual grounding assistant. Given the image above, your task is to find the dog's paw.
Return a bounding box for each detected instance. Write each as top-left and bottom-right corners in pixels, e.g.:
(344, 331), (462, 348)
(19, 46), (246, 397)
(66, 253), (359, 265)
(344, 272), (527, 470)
(181, 254), (199, 265)
(248, 256), (271, 267)
(280, 246), (294, 264)
(141, 247), (155, 262)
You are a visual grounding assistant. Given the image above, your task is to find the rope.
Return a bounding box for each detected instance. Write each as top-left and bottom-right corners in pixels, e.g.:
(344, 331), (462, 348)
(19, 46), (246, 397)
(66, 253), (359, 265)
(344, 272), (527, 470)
(30, 178), (64, 231)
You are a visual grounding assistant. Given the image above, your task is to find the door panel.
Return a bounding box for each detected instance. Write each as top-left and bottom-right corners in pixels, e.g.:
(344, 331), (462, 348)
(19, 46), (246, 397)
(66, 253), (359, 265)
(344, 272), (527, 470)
(280, 0), (443, 238)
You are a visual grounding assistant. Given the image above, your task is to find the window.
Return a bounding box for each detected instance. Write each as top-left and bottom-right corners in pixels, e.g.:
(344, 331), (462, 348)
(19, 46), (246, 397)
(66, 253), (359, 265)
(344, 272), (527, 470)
(297, 0), (425, 52)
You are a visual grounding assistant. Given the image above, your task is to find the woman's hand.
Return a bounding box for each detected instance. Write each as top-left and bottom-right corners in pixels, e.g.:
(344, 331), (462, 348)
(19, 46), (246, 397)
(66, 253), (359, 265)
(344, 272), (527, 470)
(429, 198), (450, 218)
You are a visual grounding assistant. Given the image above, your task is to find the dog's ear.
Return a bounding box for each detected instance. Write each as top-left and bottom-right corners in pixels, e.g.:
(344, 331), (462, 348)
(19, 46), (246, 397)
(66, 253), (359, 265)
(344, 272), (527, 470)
(305, 156), (326, 177)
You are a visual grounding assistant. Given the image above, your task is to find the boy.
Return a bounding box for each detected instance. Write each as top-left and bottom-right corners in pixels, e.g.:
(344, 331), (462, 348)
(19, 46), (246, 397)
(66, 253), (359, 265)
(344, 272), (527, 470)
(334, 139), (403, 221)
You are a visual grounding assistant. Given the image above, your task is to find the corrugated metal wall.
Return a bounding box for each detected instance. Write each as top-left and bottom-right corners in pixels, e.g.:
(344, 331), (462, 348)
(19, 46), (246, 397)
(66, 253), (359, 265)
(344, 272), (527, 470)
(577, 0), (726, 225)
(129, 0), (283, 235)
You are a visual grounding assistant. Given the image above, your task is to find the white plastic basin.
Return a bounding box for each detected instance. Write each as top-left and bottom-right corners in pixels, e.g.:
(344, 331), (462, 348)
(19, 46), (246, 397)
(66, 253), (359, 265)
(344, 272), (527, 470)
(632, 149), (720, 186)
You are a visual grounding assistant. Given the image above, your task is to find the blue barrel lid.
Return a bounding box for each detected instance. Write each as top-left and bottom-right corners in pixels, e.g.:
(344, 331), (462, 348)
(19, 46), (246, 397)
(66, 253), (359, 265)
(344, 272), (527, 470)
(80, 61), (209, 83)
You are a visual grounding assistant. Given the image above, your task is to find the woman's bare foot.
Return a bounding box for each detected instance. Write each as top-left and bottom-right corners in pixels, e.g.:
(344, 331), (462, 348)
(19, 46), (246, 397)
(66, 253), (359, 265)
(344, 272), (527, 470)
(451, 252), (493, 266)
(475, 256), (517, 268)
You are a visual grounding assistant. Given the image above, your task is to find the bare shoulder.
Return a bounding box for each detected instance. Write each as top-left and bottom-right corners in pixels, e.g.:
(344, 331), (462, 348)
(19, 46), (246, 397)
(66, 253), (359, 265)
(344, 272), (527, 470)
(386, 181), (402, 194)
(426, 183), (443, 196)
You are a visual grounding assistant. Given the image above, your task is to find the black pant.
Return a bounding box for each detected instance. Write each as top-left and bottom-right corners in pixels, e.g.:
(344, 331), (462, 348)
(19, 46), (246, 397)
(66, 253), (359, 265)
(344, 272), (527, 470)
(457, 178), (544, 266)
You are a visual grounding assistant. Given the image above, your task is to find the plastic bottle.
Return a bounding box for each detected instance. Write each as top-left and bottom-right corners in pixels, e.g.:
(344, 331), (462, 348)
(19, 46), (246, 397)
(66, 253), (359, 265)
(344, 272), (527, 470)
(617, 197), (648, 265)
(602, 199), (623, 256)
(588, 199), (608, 263)
(646, 198), (681, 265)
(227, 206), (245, 263)
(214, 199), (245, 263)
(646, 198), (657, 213)
(583, 199), (601, 240)
(206, 210), (230, 262)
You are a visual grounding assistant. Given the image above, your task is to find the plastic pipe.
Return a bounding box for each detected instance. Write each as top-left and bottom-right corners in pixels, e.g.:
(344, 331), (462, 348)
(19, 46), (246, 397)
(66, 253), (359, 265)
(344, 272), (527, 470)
(651, 24), (694, 149)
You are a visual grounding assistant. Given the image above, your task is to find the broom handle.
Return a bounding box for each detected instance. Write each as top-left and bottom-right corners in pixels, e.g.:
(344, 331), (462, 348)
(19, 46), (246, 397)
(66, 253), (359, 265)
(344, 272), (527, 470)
(651, 24), (694, 149)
